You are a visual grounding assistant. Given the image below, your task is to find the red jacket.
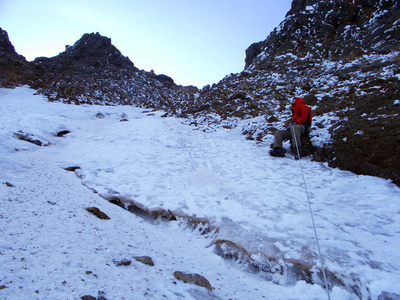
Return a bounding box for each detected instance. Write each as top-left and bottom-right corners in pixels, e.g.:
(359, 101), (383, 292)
(292, 97), (312, 126)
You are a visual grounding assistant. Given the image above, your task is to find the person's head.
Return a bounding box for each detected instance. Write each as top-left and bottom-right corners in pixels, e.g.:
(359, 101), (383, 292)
(291, 97), (297, 105)
(292, 97), (305, 106)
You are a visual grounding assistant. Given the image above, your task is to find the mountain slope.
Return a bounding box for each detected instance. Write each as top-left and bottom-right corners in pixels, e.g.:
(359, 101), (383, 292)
(188, 0), (400, 186)
(1, 0), (399, 186)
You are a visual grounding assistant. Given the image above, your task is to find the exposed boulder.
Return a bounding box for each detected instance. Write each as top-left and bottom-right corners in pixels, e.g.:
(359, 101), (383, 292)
(13, 131), (51, 146)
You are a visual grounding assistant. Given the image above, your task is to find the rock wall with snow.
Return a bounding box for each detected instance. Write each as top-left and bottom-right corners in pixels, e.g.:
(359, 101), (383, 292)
(188, 0), (400, 186)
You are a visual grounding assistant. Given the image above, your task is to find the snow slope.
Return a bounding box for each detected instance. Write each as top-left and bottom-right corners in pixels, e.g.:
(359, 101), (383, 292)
(1, 87), (399, 299)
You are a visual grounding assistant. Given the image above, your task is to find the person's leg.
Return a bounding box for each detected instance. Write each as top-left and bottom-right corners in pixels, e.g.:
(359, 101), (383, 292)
(274, 129), (291, 149)
(290, 124), (305, 151)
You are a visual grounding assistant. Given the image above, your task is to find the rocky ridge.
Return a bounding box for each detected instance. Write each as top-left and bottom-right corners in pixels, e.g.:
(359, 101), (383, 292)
(29, 32), (198, 109)
(0, 29), (197, 110)
(1, 0), (400, 186)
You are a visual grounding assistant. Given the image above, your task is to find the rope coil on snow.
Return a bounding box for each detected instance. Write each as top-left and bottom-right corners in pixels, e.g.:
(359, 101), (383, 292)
(290, 125), (331, 300)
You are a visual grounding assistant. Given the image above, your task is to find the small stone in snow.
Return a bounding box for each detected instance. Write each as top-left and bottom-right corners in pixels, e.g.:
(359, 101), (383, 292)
(134, 256), (154, 266)
(86, 207), (110, 220)
(114, 259), (131, 266)
(173, 271), (212, 291)
(81, 296), (96, 300)
(57, 130), (70, 137)
(64, 166), (81, 172)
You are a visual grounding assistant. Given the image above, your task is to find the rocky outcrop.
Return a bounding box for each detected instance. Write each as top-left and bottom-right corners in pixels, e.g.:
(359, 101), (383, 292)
(0, 30), (197, 110)
(28, 32), (195, 109)
(248, 0), (400, 69)
(244, 41), (266, 69)
(0, 28), (34, 87)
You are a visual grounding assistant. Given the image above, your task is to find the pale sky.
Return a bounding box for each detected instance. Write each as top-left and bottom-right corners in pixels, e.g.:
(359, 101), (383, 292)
(0, 0), (292, 87)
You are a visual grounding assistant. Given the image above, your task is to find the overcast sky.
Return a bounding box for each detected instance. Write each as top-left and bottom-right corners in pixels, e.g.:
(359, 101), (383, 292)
(1, 0), (292, 87)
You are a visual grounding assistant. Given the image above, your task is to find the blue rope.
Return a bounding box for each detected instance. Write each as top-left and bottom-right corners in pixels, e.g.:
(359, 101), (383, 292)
(291, 125), (331, 300)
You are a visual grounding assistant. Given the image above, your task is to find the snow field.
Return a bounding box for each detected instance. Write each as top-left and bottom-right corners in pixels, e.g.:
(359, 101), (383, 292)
(1, 86), (399, 299)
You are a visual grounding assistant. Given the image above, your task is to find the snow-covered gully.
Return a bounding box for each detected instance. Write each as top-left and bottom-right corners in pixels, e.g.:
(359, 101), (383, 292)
(73, 182), (366, 299)
(2, 87), (400, 299)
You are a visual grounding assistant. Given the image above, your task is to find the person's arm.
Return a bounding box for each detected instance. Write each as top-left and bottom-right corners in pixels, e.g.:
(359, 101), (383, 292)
(294, 106), (309, 124)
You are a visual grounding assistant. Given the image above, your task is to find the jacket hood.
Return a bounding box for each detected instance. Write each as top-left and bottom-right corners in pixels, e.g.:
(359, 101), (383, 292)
(294, 97), (305, 106)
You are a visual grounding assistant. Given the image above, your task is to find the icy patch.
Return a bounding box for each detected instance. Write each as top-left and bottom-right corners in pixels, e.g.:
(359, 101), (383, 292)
(309, 113), (340, 147)
(276, 53), (298, 60)
(305, 5), (316, 12)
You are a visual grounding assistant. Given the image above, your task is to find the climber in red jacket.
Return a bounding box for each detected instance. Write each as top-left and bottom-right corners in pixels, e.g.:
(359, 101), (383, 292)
(269, 97), (312, 159)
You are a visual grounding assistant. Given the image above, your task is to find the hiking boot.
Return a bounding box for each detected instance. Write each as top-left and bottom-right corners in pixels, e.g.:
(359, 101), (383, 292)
(269, 147), (285, 157)
(293, 147), (302, 160)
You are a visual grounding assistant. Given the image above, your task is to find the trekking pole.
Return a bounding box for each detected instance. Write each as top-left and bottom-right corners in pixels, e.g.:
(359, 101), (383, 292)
(290, 125), (331, 300)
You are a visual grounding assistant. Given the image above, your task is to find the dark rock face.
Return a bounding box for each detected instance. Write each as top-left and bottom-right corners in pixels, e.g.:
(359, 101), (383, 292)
(333, 95), (400, 185)
(149, 71), (176, 88)
(0, 28), (33, 87)
(244, 41), (266, 69)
